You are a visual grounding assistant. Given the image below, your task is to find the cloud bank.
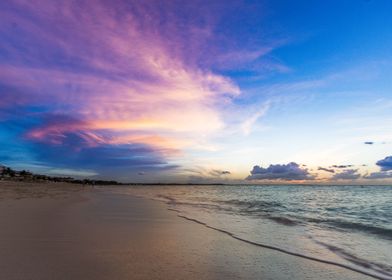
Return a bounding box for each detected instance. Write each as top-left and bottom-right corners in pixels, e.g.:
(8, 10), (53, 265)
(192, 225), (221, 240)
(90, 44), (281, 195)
(246, 162), (314, 181)
(332, 169), (361, 180)
(364, 171), (392, 179)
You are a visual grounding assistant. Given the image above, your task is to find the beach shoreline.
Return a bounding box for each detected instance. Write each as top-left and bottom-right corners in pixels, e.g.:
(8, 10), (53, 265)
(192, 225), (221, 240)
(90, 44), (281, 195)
(0, 182), (375, 280)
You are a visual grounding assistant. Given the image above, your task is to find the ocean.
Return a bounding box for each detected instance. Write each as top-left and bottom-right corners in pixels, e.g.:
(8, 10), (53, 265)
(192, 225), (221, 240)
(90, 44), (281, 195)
(113, 185), (392, 280)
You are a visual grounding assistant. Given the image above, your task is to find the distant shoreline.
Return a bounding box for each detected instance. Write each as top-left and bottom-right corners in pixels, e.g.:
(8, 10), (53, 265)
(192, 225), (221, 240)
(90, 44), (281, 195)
(1, 165), (391, 186)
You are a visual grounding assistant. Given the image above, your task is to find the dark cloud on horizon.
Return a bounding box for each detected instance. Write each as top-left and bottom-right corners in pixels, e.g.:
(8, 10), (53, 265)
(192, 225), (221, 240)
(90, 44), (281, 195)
(184, 168), (231, 177)
(209, 169), (231, 176)
(246, 162), (314, 181)
(33, 138), (177, 171)
(331, 165), (353, 169)
(376, 156), (392, 171)
(31, 137), (177, 172)
(363, 171), (392, 179)
(1, 114), (178, 176)
(318, 167), (335, 173)
(332, 169), (361, 180)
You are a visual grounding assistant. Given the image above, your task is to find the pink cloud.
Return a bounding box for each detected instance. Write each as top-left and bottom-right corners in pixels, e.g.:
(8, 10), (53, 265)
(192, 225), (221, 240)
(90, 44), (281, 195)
(1, 0), (243, 157)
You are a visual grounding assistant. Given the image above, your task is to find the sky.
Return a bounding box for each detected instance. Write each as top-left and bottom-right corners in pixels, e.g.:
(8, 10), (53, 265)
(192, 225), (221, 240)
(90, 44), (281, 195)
(1, 0), (392, 184)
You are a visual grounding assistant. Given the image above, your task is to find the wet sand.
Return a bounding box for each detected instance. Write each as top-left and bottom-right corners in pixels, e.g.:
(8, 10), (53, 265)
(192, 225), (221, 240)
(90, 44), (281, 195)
(0, 182), (374, 280)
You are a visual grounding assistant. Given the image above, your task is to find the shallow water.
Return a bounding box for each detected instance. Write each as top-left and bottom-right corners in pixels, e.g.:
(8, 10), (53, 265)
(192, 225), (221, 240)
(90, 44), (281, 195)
(114, 185), (392, 280)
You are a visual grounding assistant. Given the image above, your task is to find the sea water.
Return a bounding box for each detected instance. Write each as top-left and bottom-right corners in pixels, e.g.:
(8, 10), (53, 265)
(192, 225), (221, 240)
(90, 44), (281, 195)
(116, 185), (392, 279)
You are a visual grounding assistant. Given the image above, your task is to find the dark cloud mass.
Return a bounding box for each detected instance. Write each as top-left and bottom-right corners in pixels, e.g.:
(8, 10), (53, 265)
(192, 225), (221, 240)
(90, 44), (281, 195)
(31, 138), (175, 171)
(0, 111), (180, 177)
(209, 169), (231, 176)
(376, 156), (392, 171)
(332, 169), (360, 180)
(318, 167), (335, 173)
(364, 141), (374, 145)
(246, 162), (314, 181)
(364, 156), (392, 179)
(331, 165), (353, 169)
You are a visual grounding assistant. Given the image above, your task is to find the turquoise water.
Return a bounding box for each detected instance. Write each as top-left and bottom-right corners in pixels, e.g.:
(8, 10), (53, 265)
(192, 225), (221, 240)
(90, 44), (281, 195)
(119, 185), (392, 279)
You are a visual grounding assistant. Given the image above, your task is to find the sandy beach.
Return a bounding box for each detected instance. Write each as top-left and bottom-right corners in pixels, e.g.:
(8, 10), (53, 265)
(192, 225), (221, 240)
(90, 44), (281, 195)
(0, 182), (375, 280)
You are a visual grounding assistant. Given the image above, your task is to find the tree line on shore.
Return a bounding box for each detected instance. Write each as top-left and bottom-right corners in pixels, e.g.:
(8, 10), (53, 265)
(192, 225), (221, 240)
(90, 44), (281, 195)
(0, 165), (226, 186)
(0, 165), (122, 185)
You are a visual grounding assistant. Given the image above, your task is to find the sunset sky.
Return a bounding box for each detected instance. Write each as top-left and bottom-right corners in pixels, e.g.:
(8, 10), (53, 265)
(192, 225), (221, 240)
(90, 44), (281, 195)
(1, 0), (392, 183)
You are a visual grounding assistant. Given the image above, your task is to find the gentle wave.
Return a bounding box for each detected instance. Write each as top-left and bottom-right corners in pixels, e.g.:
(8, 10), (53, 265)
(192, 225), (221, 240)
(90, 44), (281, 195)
(168, 208), (392, 280)
(318, 219), (392, 241)
(159, 194), (392, 240)
(314, 240), (392, 278)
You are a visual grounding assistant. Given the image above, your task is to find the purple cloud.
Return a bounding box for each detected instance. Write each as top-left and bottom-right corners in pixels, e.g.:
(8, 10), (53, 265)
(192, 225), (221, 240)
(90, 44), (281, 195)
(364, 171), (392, 179)
(29, 131), (178, 173)
(246, 162), (314, 181)
(332, 169), (360, 180)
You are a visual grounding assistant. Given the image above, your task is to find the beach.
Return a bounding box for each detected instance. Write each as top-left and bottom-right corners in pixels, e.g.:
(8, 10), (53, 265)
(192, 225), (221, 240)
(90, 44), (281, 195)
(0, 182), (376, 280)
